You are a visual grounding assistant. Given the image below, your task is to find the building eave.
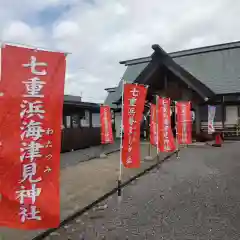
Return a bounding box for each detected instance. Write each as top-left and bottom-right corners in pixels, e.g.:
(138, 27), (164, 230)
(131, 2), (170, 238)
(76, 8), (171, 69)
(63, 101), (100, 109)
(119, 56), (152, 66)
(216, 92), (240, 96)
(104, 87), (117, 92)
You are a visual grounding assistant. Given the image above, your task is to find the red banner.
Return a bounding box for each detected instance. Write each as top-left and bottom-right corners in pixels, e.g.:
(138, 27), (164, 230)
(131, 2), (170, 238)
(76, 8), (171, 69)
(100, 105), (113, 144)
(150, 104), (157, 146)
(122, 84), (147, 168)
(176, 101), (192, 144)
(157, 97), (176, 152)
(0, 45), (66, 229)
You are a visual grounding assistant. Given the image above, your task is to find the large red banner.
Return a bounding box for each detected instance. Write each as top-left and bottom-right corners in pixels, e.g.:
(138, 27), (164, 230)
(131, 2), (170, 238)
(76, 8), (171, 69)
(0, 45), (66, 229)
(157, 97), (176, 152)
(122, 84), (147, 168)
(100, 105), (113, 144)
(150, 104), (157, 146)
(176, 101), (192, 144)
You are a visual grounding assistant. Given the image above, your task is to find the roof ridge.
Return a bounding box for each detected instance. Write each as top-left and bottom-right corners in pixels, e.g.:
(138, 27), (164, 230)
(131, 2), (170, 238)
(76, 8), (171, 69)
(120, 40), (240, 64)
(170, 40), (240, 58)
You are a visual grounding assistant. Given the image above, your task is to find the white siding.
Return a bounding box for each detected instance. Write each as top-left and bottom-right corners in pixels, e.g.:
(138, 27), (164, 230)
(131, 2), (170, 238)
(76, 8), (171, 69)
(115, 112), (122, 138)
(225, 106), (238, 125)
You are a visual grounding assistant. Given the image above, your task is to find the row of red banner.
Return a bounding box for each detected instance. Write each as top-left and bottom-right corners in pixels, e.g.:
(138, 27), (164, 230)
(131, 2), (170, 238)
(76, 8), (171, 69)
(101, 84), (192, 169)
(0, 46), (191, 230)
(150, 98), (192, 150)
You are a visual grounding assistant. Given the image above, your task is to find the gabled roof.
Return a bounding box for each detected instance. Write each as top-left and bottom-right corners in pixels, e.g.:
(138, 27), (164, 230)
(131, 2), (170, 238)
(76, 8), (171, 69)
(120, 40), (240, 95)
(151, 44), (214, 99)
(172, 43), (240, 94)
(105, 40), (240, 108)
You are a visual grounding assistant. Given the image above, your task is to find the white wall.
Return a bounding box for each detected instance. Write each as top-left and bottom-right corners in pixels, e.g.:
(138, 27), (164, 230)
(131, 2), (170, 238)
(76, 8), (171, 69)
(225, 106), (238, 125)
(200, 105), (240, 131)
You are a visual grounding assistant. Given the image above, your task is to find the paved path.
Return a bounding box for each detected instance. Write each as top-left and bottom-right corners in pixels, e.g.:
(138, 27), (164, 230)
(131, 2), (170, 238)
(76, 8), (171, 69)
(50, 142), (240, 239)
(60, 141), (120, 169)
(0, 142), (162, 240)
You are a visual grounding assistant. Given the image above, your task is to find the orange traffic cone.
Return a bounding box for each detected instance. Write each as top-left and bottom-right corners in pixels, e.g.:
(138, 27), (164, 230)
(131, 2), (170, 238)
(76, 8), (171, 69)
(212, 133), (222, 147)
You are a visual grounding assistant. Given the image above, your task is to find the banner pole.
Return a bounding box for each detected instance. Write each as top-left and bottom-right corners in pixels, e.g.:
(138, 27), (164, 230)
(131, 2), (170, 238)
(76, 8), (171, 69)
(144, 102), (153, 161)
(156, 95), (160, 163)
(118, 79), (125, 202)
(175, 101), (180, 159)
(148, 120), (151, 157)
(102, 144), (105, 154)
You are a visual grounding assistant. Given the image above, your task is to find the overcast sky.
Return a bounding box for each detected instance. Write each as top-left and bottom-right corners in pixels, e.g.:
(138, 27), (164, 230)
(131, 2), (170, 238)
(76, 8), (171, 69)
(0, 0), (239, 102)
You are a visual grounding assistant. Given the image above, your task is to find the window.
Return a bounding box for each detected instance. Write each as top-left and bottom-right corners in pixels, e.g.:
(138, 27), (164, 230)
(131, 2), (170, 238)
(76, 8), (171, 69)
(92, 113), (100, 127)
(111, 110), (115, 123)
(72, 114), (79, 128)
(66, 116), (71, 128)
(200, 105), (222, 122)
(80, 110), (90, 127)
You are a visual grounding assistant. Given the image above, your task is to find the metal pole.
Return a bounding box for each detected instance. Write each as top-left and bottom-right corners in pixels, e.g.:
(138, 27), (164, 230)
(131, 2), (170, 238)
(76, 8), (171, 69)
(101, 104), (104, 153)
(143, 101), (152, 161)
(146, 103), (151, 156)
(102, 144), (105, 154)
(156, 95), (160, 163)
(175, 101), (180, 159)
(148, 119), (151, 157)
(118, 79), (125, 202)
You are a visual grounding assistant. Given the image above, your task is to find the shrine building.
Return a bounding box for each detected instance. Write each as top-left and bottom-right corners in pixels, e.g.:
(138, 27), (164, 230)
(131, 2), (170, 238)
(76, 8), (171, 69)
(105, 41), (240, 140)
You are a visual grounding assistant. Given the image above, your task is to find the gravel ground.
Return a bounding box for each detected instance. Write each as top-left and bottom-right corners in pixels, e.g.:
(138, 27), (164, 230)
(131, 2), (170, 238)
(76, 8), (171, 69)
(47, 142), (240, 239)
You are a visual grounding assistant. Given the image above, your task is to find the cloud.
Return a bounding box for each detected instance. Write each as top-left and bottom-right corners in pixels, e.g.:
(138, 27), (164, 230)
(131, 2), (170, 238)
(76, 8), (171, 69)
(53, 21), (81, 39)
(0, 0), (239, 102)
(2, 21), (46, 47)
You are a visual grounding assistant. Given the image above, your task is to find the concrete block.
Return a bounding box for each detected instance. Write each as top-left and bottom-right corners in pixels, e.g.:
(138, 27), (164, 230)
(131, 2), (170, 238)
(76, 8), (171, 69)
(144, 155), (154, 161)
(100, 153), (107, 159)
